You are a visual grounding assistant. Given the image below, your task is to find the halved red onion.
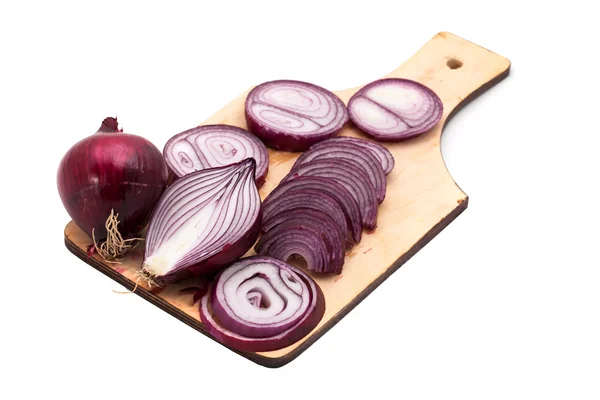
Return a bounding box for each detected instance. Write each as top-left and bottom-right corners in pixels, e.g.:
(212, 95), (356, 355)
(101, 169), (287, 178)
(348, 78), (443, 141)
(200, 256), (325, 352)
(262, 190), (349, 246)
(282, 159), (378, 229)
(245, 80), (349, 152)
(255, 210), (346, 274)
(262, 176), (362, 243)
(292, 142), (387, 203)
(142, 159), (261, 284)
(163, 124), (269, 187)
(318, 137), (395, 175)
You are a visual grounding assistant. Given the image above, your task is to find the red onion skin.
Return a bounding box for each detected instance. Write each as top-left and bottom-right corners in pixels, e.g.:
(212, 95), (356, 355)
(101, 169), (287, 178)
(153, 212), (262, 285)
(57, 118), (168, 240)
(256, 174), (266, 189)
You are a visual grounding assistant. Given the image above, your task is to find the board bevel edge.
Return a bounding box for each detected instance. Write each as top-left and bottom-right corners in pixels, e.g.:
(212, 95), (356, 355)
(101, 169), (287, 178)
(62, 39), (510, 368)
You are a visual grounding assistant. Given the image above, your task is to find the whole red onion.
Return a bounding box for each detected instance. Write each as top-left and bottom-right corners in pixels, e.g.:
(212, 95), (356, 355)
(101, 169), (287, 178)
(57, 117), (168, 252)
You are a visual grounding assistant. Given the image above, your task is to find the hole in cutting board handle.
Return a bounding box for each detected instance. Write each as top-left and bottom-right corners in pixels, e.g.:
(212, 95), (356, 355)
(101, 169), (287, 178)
(447, 58), (463, 69)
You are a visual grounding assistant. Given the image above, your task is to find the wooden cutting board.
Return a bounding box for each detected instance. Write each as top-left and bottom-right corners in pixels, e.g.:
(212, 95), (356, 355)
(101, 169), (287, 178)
(63, 32), (510, 368)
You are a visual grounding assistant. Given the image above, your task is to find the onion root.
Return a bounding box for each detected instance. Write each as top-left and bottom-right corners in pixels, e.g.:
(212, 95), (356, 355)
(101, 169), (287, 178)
(135, 267), (161, 288)
(92, 209), (143, 263)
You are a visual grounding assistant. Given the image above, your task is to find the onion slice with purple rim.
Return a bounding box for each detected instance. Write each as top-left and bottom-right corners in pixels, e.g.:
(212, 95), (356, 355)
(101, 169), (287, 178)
(163, 124), (269, 187)
(200, 256), (325, 352)
(292, 142), (387, 203)
(348, 78), (443, 141)
(282, 159), (378, 229)
(262, 190), (349, 246)
(245, 80), (349, 152)
(141, 159), (261, 285)
(262, 176), (362, 243)
(318, 137), (395, 175)
(255, 210), (346, 274)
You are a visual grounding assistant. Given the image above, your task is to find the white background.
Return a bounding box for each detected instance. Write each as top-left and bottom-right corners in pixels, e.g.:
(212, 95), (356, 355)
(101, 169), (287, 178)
(1, 1), (599, 399)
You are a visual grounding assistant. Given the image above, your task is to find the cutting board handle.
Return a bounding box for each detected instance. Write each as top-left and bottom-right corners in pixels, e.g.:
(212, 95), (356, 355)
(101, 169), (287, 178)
(383, 32), (511, 123)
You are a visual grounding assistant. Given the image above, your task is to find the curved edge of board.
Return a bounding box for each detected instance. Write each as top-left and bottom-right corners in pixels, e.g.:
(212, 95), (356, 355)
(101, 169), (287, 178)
(436, 32), (511, 195)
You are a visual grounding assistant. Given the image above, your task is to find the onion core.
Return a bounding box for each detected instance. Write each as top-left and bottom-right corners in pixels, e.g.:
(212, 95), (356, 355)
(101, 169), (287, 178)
(200, 256), (325, 352)
(142, 159), (261, 284)
(348, 78), (443, 141)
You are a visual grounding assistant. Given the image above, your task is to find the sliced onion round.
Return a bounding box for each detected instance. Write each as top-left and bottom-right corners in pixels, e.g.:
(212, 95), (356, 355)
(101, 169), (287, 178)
(163, 124), (269, 187)
(318, 137), (395, 175)
(348, 78), (443, 141)
(142, 159), (262, 284)
(292, 142), (387, 203)
(255, 210), (346, 274)
(200, 256), (325, 352)
(282, 159), (378, 229)
(262, 176), (362, 243)
(245, 80), (349, 152)
(262, 189), (349, 246)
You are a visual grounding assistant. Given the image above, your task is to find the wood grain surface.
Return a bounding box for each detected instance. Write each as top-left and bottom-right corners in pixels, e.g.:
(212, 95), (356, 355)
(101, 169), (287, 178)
(63, 31), (510, 368)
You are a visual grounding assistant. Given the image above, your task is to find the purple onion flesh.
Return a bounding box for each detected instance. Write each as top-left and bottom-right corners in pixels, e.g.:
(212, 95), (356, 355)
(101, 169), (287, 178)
(282, 159), (378, 229)
(292, 142), (387, 203)
(259, 208), (347, 268)
(200, 256), (325, 352)
(245, 80), (349, 152)
(318, 137), (395, 175)
(142, 159), (261, 284)
(262, 176), (362, 243)
(250, 137), (393, 277)
(255, 210), (346, 274)
(163, 124), (269, 187)
(262, 189), (350, 246)
(348, 78), (443, 141)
